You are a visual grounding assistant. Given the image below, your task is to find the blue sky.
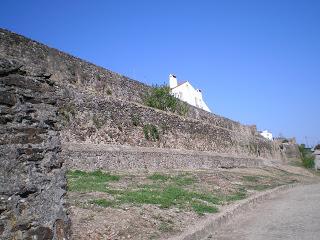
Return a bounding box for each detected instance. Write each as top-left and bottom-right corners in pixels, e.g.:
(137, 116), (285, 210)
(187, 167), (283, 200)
(1, 0), (319, 145)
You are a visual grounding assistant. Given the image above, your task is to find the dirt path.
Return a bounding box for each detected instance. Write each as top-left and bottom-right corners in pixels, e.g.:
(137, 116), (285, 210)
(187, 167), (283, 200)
(211, 183), (320, 240)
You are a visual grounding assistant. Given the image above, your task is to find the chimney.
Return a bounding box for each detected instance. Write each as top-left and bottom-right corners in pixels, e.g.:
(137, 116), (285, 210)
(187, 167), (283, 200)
(169, 74), (178, 88)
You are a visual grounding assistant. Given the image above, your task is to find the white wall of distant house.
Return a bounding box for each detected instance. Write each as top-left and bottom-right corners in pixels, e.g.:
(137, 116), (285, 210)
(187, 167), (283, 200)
(171, 82), (211, 112)
(260, 130), (273, 140)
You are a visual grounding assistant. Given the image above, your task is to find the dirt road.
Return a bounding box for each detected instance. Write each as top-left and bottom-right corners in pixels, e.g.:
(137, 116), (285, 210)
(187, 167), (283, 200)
(212, 183), (320, 240)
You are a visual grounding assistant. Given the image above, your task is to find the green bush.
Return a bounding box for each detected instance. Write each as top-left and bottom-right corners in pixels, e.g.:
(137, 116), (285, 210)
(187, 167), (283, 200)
(143, 124), (159, 141)
(144, 85), (189, 116)
(299, 144), (315, 168)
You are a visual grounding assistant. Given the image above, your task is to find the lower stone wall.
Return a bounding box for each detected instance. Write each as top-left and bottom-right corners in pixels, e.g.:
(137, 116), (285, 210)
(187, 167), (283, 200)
(0, 58), (70, 239)
(63, 144), (263, 171)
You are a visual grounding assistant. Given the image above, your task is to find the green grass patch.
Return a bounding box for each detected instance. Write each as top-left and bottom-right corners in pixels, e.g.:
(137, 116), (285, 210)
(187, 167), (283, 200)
(224, 190), (247, 202)
(148, 173), (196, 186)
(67, 170), (120, 192)
(174, 176), (195, 186)
(148, 173), (171, 181)
(192, 192), (221, 205)
(242, 175), (261, 182)
(250, 184), (273, 191)
(191, 203), (218, 215)
(117, 185), (221, 213)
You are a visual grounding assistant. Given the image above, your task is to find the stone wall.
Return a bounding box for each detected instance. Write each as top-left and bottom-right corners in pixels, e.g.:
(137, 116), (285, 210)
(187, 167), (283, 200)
(63, 143), (263, 171)
(61, 92), (282, 160)
(281, 143), (301, 161)
(0, 58), (70, 239)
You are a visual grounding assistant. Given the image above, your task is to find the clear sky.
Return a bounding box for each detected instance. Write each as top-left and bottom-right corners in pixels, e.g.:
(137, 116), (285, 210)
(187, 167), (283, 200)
(1, 0), (319, 145)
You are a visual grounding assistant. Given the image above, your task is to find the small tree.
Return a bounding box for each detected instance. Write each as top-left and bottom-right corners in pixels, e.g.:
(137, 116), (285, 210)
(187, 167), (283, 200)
(299, 144), (315, 168)
(144, 85), (188, 116)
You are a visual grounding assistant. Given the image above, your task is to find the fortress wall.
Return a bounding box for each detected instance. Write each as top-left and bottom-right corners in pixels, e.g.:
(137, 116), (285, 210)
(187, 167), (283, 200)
(0, 58), (70, 239)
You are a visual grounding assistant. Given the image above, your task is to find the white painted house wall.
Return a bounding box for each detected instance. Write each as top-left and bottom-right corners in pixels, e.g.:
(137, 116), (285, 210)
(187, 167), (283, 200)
(314, 150), (320, 171)
(169, 74), (211, 112)
(260, 130), (273, 140)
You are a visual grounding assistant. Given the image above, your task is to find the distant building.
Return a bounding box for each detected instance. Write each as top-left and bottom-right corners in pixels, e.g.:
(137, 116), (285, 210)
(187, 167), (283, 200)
(260, 130), (273, 140)
(169, 74), (211, 112)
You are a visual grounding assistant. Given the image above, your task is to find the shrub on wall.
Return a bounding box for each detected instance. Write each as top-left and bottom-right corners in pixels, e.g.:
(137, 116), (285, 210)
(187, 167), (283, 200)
(143, 124), (159, 141)
(143, 85), (189, 116)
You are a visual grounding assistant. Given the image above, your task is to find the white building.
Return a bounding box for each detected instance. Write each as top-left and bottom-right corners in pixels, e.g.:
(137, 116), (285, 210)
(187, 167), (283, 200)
(260, 130), (273, 140)
(169, 74), (211, 112)
(314, 150), (320, 171)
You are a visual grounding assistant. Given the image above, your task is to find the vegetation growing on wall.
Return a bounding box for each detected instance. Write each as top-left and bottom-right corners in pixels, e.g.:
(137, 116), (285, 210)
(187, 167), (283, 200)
(58, 103), (76, 123)
(143, 85), (189, 116)
(299, 144), (315, 168)
(143, 124), (160, 141)
(131, 114), (141, 126)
